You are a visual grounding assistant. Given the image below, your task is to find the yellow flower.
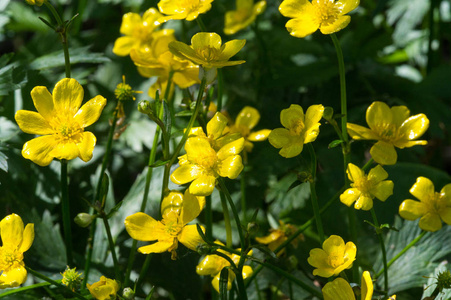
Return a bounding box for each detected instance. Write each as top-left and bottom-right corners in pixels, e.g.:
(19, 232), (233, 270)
(157, 0), (214, 23)
(170, 112), (245, 196)
(278, 0), (360, 38)
(399, 177), (451, 232)
(125, 189), (205, 260)
(307, 235), (356, 278)
(15, 78), (106, 167)
(0, 214), (34, 289)
(224, 0), (266, 35)
(347, 101), (429, 165)
(226, 106), (271, 152)
(268, 104), (324, 158)
(196, 241), (253, 292)
(255, 221), (300, 256)
(322, 271), (373, 300)
(169, 32), (246, 70)
(113, 8), (164, 56)
(25, 0), (44, 5)
(340, 163), (394, 211)
(87, 276), (119, 300)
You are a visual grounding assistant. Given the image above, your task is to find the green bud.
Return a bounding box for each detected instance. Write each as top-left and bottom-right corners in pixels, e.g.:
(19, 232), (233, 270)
(323, 107), (334, 121)
(61, 267), (83, 292)
(122, 287), (135, 300)
(115, 76), (141, 102)
(437, 270), (451, 291)
(138, 100), (153, 115)
(197, 243), (214, 256)
(74, 213), (95, 228)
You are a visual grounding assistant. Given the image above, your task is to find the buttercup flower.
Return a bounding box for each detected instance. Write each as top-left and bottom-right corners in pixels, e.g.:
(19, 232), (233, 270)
(196, 241), (253, 292)
(279, 0), (360, 38)
(307, 235), (356, 278)
(125, 189), (205, 259)
(322, 271), (373, 300)
(255, 221), (300, 256)
(224, 0), (266, 35)
(87, 276), (119, 300)
(226, 106), (271, 152)
(347, 101), (429, 165)
(171, 112), (245, 196)
(169, 32), (246, 70)
(399, 177), (451, 232)
(15, 78), (106, 167)
(268, 104), (324, 158)
(0, 214), (34, 289)
(25, 0), (44, 5)
(113, 8), (164, 56)
(340, 163), (394, 210)
(157, 0), (214, 23)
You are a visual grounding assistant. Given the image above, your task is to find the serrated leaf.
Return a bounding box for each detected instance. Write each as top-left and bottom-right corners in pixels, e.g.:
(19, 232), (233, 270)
(0, 53), (28, 96)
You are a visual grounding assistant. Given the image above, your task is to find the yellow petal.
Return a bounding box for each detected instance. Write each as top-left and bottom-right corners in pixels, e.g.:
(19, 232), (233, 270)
(255, 231), (283, 244)
(218, 39), (246, 61)
(390, 106), (410, 128)
(73, 95), (106, 128)
(181, 190), (203, 224)
(179, 224), (205, 251)
(169, 41), (205, 65)
(304, 123), (321, 144)
(398, 114), (429, 142)
(370, 141), (397, 165)
(354, 194), (373, 211)
(279, 138), (303, 158)
(319, 15), (351, 35)
(19, 223), (34, 253)
(367, 164), (388, 182)
(347, 123), (378, 140)
(323, 235), (345, 255)
(113, 36), (136, 56)
(30, 86), (54, 120)
(399, 199), (426, 220)
(173, 67), (200, 89)
(340, 188), (360, 207)
(124, 212), (160, 241)
(53, 78), (84, 116)
(248, 129), (271, 141)
(361, 271), (374, 300)
(77, 132), (96, 162)
(281, 104), (304, 130)
(22, 135), (58, 166)
(217, 138), (245, 161)
(207, 112), (228, 139)
(0, 214), (24, 248)
(347, 163), (364, 182)
(419, 213), (442, 232)
(410, 177), (434, 202)
(0, 263), (27, 288)
(49, 140), (79, 161)
(439, 207), (451, 225)
(242, 265), (253, 279)
(335, 242), (356, 274)
(120, 12), (141, 35)
(190, 175), (216, 196)
(236, 106), (260, 130)
(171, 164), (201, 184)
(268, 128), (291, 148)
(366, 101), (392, 133)
(15, 110), (53, 135)
(304, 104), (324, 139)
(285, 16), (319, 38)
(192, 32), (222, 51)
(279, 0), (312, 18)
(322, 277), (355, 300)
(212, 270), (233, 292)
(307, 248), (329, 269)
(217, 155), (243, 179)
(371, 181), (394, 202)
(138, 239), (174, 254)
(196, 254), (226, 275)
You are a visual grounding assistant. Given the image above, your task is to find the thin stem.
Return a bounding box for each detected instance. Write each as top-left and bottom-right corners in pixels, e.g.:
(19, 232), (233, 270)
(0, 282), (51, 298)
(196, 16), (207, 32)
(307, 144), (325, 242)
(101, 214), (121, 281)
(240, 166), (247, 224)
(205, 195), (213, 241)
(217, 69), (224, 111)
(25, 267), (87, 300)
(60, 160), (73, 266)
(137, 254), (153, 290)
(375, 231), (427, 278)
(220, 191), (233, 248)
(370, 208), (388, 296)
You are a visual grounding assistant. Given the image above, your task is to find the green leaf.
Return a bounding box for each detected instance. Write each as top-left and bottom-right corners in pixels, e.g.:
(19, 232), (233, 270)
(106, 200), (123, 219)
(219, 267), (229, 300)
(175, 110), (194, 117)
(99, 173), (109, 209)
(328, 139), (344, 149)
(0, 53), (28, 96)
(0, 151), (7, 173)
(149, 160), (170, 168)
(163, 100), (172, 140)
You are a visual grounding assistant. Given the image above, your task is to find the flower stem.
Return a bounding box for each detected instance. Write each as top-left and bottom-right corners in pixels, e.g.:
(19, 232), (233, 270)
(370, 208), (388, 296)
(240, 164), (247, 224)
(219, 191), (233, 248)
(307, 144), (325, 242)
(60, 159), (73, 266)
(217, 69), (224, 111)
(205, 195), (213, 241)
(375, 231), (427, 278)
(0, 282), (51, 298)
(196, 16), (207, 32)
(100, 214), (121, 281)
(25, 267), (87, 300)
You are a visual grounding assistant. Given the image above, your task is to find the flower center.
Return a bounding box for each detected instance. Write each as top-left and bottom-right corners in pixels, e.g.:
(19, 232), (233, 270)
(313, 0), (342, 27)
(290, 119), (305, 136)
(0, 247), (22, 270)
(327, 252), (344, 268)
(196, 46), (221, 62)
(352, 176), (372, 194)
(424, 192), (448, 215)
(376, 124), (399, 143)
(179, 0), (201, 13)
(191, 146), (218, 170)
(51, 116), (83, 141)
(163, 215), (183, 237)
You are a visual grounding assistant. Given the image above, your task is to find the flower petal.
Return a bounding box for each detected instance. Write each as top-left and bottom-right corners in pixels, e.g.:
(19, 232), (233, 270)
(217, 138), (245, 161)
(268, 128), (291, 148)
(347, 123), (378, 140)
(19, 223), (34, 253)
(169, 41), (206, 65)
(304, 104), (324, 141)
(410, 177), (435, 203)
(218, 39), (246, 61)
(366, 101), (392, 133)
(196, 254), (226, 275)
(340, 0), (360, 14)
(354, 194), (373, 210)
(77, 132), (96, 162)
(207, 112), (228, 139)
(120, 12), (141, 35)
(255, 231), (283, 244)
(236, 106), (260, 130)
(279, 0), (312, 18)
(15, 110), (53, 135)
(398, 114), (429, 142)
(322, 235), (345, 255)
(22, 135), (58, 166)
(370, 141), (397, 165)
(419, 213), (442, 232)
(181, 190), (203, 224)
(371, 181), (394, 202)
(113, 36), (136, 56)
(439, 207), (451, 225)
(73, 95), (106, 128)
(322, 277), (355, 300)
(179, 224), (205, 251)
(49, 140), (79, 161)
(281, 104), (304, 130)
(347, 163), (364, 182)
(124, 212), (160, 242)
(171, 164), (201, 185)
(361, 271), (374, 300)
(279, 138), (303, 158)
(30, 86), (54, 120)
(248, 129), (271, 141)
(217, 155), (243, 179)
(340, 188), (360, 207)
(53, 78), (84, 116)
(399, 199), (426, 220)
(0, 263), (27, 288)
(285, 15), (319, 38)
(0, 214), (24, 248)
(192, 32), (222, 51)
(367, 164), (388, 182)
(319, 15), (351, 35)
(190, 175), (216, 196)
(138, 239), (174, 254)
(390, 106), (410, 128)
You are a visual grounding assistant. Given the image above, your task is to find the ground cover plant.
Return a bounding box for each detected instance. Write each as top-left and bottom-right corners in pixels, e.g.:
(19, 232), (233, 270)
(1, 0), (451, 299)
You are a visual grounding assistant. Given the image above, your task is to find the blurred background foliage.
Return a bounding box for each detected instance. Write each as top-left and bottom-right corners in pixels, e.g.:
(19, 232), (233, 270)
(0, 0), (451, 299)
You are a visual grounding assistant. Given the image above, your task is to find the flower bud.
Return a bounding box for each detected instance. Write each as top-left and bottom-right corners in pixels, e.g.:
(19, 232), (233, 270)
(25, 0), (44, 6)
(323, 106), (334, 122)
(115, 76), (141, 102)
(122, 287), (135, 300)
(74, 213), (95, 228)
(138, 100), (153, 115)
(61, 267), (83, 292)
(437, 270), (451, 291)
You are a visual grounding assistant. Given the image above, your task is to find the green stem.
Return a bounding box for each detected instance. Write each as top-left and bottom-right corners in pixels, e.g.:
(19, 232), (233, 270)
(60, 160), (73, 266)
(240, 165), (247, 224)
(375, 231), (427, 278)
(218, 178), (246, 250)
(307, 144), (325, 242)
(25, 267), (87, 300)
(0, 282), (51, 298)
(370, 208), (388, 296)
(101, 214), (121, 281)
(362, 158), (374, 171)
(217, 69), (224, 111)
(220, 191), (233, 248)
(205, 195), (213, 241)
(196, 16), (207, 32)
